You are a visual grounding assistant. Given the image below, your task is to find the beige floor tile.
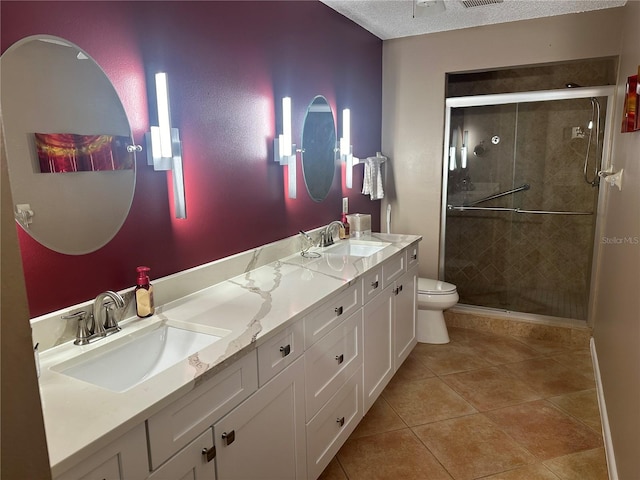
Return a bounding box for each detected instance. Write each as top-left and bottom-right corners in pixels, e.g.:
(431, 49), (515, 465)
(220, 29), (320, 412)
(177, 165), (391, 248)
(543, 447), (609, 480)
(382, 377), (477, 426)
(412, 414), (536, 480)
(411, 341), (492, 375)
(464, 333), (543, 365)
(509, 336), (572, 356)
(481, 464), (561, 479)
(337, 428), (453, 480)
(548, 389), (603, 433)
(550, 351), (596, 381)
(503, 358), (595, 396)
(441, 366), (542, 411)
(389, 350), (436, 384)
(485, 400), (603, 460)
(350, 396), (406, 439)
(317, 457), (347, 480)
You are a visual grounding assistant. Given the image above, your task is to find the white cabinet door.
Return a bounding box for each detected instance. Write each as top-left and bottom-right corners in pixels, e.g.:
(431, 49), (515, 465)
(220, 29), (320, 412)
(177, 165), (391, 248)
(213, 357), (307, 480)
(394, 267), (417, 370)
(362, 286), (394, 413)
(148, 428), (216, 480)
(55, 424), (148, 480)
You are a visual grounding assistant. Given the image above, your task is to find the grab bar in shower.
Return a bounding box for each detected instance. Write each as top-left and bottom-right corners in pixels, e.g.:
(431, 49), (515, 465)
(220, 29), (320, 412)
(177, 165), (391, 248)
(463, 183), (530, 207)
(447, 206), (593, 215)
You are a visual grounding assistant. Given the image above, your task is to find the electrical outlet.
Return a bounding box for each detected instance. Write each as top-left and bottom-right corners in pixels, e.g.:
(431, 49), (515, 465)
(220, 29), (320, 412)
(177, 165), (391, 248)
(342, 197), (348, 214)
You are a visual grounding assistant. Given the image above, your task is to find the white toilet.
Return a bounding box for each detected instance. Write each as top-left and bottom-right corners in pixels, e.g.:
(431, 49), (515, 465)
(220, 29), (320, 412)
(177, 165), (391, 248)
(416, 278), (459, 344)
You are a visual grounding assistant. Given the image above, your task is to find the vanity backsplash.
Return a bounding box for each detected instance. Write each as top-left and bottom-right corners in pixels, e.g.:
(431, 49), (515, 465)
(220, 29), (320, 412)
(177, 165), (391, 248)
(31, 227), (326, 352)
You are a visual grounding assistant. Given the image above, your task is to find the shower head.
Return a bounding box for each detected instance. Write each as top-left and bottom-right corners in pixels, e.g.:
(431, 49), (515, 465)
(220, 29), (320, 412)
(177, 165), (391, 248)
(565, 83), (583, 88)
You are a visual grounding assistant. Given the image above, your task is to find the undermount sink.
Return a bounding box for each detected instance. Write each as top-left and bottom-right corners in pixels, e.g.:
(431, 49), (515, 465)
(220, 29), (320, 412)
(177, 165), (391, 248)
(321, 240), (390, 257)
(52, 324), (229, 392)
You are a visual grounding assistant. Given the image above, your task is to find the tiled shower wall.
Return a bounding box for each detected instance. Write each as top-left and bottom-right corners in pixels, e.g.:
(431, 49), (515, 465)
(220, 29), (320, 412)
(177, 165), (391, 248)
(444, 59), (617, 320)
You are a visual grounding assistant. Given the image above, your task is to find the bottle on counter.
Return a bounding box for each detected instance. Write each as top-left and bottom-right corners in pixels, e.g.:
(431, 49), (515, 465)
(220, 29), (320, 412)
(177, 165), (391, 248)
(341, 212), (350, 239)
(135, 266), (155, 318)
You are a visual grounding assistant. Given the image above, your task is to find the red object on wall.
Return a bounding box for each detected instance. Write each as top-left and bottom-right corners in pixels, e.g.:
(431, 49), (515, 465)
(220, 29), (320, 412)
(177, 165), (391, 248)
(1, 1), (383, 317)
(621, 74), (638, 133)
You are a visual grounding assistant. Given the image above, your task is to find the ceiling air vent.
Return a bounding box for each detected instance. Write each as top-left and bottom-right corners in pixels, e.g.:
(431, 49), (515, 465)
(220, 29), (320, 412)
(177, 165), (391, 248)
(461, 0), (504, 8)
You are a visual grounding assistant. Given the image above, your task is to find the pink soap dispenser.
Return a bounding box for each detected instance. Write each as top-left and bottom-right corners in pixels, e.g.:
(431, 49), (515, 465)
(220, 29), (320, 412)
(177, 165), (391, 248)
(135, 266), (155, 318)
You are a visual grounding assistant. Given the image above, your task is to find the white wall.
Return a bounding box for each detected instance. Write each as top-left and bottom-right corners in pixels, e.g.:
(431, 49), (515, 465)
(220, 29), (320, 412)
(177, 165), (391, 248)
(382, 8), (624, 278)
(591, 2), (640, 479)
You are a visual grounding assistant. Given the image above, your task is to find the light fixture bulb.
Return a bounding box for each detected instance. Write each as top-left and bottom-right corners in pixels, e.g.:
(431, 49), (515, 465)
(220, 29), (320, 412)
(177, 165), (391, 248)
(282, 97), (292, 157)
(155, 73), (173, 158)
(341, 109), (351, 157)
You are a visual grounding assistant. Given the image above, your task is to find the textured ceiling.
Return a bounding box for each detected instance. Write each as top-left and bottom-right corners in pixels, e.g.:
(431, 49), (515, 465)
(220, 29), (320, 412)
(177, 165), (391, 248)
(320, 0), (627, 40)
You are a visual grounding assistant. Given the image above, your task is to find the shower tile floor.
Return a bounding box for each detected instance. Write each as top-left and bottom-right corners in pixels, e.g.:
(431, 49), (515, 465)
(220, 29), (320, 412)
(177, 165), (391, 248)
(319, 327), (607, 480)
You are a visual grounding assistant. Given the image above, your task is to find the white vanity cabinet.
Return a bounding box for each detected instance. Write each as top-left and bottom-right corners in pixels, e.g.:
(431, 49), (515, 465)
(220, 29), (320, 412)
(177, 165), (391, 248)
(362, 252), (418, 413)
(147, 428), (216, 480)
(213, 356), (306, 480)
(362, 284), (395, 413)
(394, 266), (418, 370)
(54, 424), (148, 480)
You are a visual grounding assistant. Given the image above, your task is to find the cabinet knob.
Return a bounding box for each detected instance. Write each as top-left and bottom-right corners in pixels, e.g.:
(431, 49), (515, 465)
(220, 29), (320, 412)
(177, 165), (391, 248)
(336, 417), (345, 427)
(280, 344), (291, 357)
(222, 430), (235, 446)
(371, 280), (379, 289)
(335, 306), (343, 316)
(411, 253), (417, 260)
(202, 445), (216, 462)
(335, 354), (344, 364)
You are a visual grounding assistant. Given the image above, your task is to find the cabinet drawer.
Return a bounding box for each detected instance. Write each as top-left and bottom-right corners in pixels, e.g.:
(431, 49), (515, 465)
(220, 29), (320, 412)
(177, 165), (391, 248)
(148, 428), (216, 480)
(258, 320), (304, 386)
(147, 350), (258, 470)
(304, 283), (360, 348)
(306, 366), (363, 480)
(55, 424), (148, 480)
(304, 310), (362, 421)
(382, 253), (405, 287)
(406, 242), (419, 270)
(361, 265), (383, 305)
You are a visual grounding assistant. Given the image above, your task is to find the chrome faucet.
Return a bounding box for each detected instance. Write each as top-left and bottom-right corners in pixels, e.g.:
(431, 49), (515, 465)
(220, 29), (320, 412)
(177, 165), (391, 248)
(93, 291), (125, 337)
(322, 221), (344, 247)
(63, 291), (126, 345)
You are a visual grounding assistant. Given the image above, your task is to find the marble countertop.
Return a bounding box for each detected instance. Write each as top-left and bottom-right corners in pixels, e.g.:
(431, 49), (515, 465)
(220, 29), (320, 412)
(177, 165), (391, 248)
(38, 233), (421, 477)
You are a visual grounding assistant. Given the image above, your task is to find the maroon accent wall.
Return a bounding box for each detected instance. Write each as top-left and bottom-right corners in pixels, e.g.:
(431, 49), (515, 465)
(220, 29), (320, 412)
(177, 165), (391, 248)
(2, 1), (383, 317)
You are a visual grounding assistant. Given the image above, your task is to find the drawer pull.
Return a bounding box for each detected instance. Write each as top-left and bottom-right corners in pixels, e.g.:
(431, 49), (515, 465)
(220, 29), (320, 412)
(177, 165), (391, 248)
(202, 446), (216, 462)
(280, 344), (291, 357)
(336, 417), (345, 427)
(395, 284), (404, 295)
(222, 430), (235, 446)
(411, 253), (418, 260)
(335, 306), (343, 316)
(371, 280), (379, 289)
(335, 354), (344, 364)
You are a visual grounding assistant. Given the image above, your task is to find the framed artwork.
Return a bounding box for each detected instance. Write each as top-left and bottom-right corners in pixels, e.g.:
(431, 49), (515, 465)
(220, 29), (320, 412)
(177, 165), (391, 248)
(34, 133), (134, 173)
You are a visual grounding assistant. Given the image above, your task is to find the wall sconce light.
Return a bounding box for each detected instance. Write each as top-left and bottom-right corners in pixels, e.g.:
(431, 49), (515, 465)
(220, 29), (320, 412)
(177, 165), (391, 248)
(341, 108), (361, 189)
(274, 96), (297, 199)
(146, 72), (186, 219)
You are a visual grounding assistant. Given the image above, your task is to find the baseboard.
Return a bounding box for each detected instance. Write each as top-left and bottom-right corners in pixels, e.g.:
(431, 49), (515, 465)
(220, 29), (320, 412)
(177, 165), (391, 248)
(590, 337), (618, 480)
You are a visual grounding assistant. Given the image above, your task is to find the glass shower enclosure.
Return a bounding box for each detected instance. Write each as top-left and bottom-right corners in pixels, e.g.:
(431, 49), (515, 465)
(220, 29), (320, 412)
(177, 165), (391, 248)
(440, 87), (615, 321)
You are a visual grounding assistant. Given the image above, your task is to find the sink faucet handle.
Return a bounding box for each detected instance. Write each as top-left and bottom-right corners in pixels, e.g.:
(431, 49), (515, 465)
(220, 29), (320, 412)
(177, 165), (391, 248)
(103, 300), (121, 332)
(62, 310), (92, 346)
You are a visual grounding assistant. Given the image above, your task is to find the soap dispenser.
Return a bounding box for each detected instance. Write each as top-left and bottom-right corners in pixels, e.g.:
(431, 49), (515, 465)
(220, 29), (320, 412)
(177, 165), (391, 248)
(341, 212), (350, 239)
(135, 266), (155, 318)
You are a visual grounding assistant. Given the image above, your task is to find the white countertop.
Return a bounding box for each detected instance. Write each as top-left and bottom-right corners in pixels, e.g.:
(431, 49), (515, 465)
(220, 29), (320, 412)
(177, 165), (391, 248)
(38, 233), (421, 477)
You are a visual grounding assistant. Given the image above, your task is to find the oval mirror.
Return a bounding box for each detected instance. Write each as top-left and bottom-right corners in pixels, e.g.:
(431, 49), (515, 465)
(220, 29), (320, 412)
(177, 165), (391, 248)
(1, 35), (136, 255)
(301, 96), (336, 202)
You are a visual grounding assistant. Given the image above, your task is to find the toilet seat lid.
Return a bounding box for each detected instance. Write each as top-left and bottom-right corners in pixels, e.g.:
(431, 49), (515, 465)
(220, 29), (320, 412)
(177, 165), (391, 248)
(418, 278), (457, 294)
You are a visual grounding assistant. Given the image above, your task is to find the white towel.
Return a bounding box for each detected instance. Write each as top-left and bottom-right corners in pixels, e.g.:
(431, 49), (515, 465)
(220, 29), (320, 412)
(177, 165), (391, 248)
(362, 155), (385, 200)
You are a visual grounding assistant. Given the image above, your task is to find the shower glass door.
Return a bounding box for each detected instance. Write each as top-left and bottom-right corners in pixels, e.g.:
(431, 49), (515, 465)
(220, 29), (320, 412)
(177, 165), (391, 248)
(442, 89), (612, 320)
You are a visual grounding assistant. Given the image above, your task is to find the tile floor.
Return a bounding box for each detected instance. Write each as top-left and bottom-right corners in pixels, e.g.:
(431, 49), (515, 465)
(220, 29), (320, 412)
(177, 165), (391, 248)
(319, 326), (608, 480)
